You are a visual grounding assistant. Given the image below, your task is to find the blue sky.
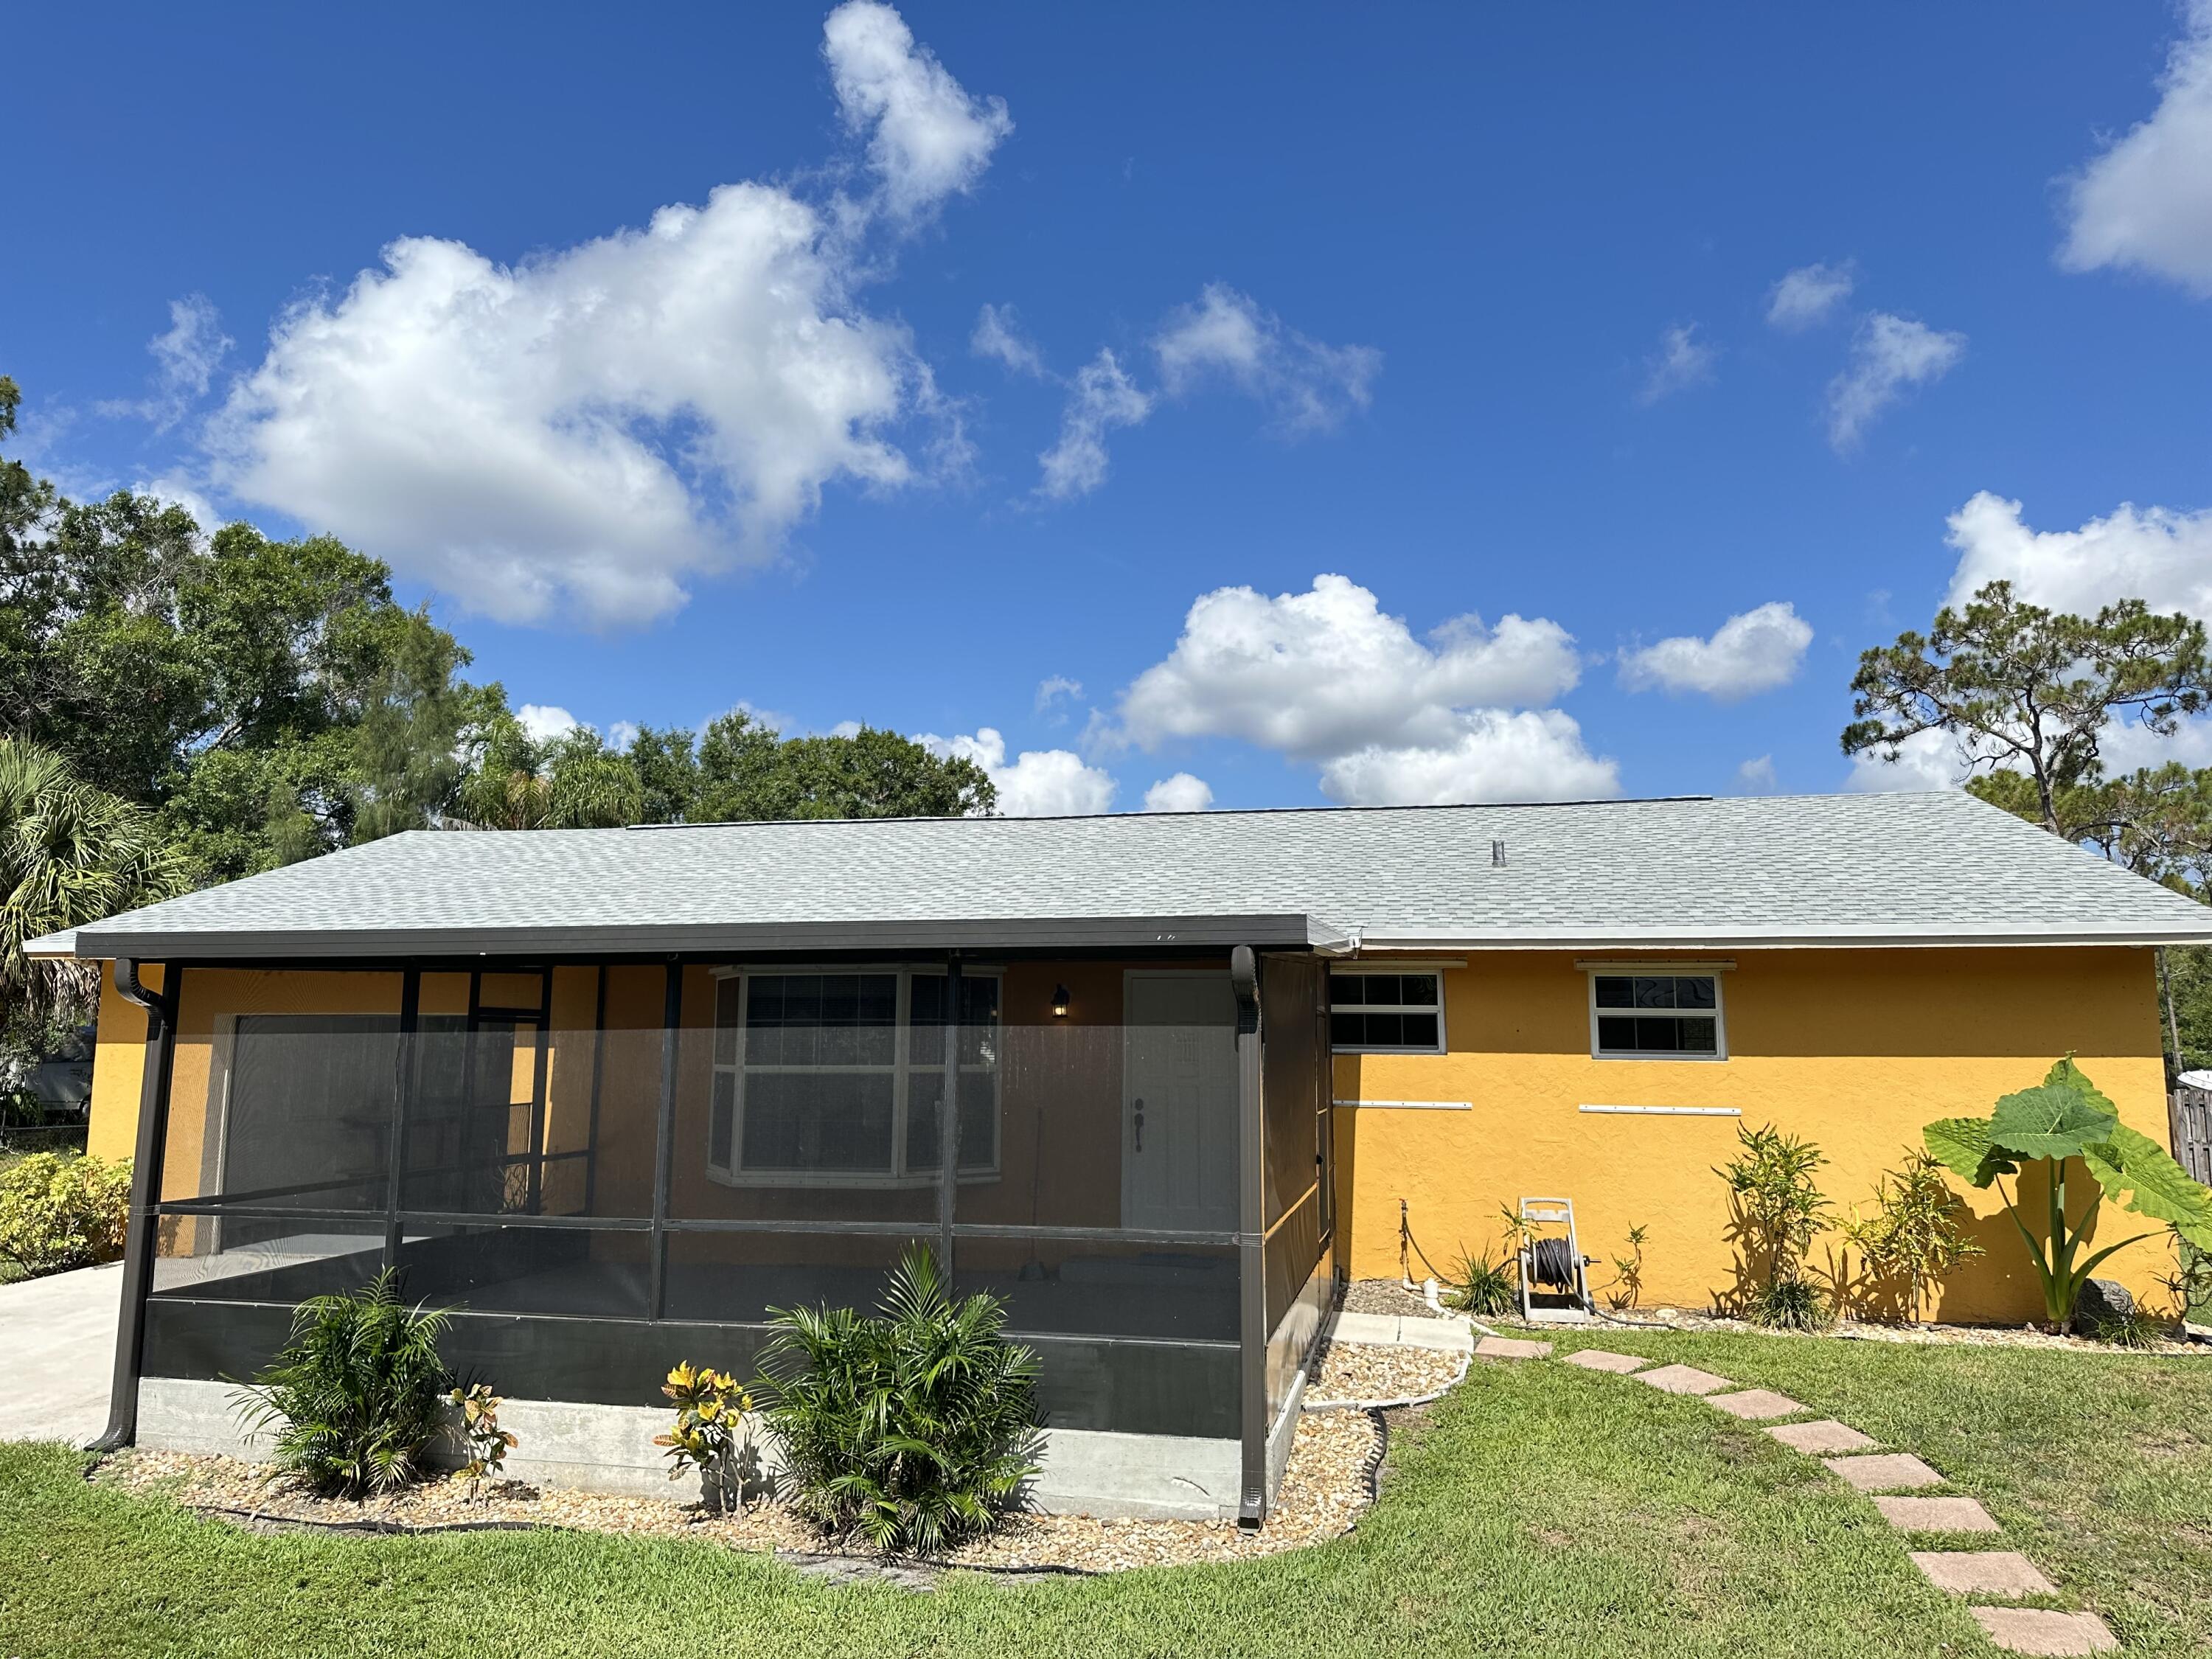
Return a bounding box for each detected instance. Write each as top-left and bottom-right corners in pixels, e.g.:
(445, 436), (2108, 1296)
(7, 1), (2212, 814)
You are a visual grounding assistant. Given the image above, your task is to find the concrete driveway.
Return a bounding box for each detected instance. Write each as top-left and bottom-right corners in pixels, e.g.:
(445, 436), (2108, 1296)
(0, 1261), (122, 1445)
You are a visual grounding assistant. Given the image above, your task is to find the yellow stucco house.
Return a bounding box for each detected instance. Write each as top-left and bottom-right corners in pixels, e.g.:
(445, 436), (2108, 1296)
(35, 790), (2212, 1520)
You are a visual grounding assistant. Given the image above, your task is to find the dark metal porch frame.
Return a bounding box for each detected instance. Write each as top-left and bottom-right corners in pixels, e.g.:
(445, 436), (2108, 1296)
(95, 942), (1327, 1521)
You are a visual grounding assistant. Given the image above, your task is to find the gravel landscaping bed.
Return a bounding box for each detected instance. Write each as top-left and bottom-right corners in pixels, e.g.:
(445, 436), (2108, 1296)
(1307, 1337), (1466, 1404)
(92, 1410), (1384, 1576)
(1339, 1278), (1447, 1319)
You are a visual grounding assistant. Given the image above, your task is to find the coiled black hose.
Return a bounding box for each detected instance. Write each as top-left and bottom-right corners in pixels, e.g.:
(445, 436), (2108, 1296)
(1526, 1234), (1580, 1290)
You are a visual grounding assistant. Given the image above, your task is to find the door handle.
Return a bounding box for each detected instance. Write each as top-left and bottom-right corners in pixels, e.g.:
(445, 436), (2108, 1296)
(1133, 1097), (1144, 1152)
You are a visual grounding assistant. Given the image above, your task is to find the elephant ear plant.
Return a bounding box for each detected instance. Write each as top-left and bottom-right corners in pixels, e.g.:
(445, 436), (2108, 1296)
(1924, 1057), (2212, 1330)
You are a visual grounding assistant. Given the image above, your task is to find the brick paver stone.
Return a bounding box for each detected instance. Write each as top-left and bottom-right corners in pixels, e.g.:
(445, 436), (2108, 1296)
(1824, 1452), (1945, 1492)
(1907, 1551), (2057, 1598)
(1634, 1363), (1733, 1396)
(1764, 1419), (1878, 1454)
(1968, 1607), (2118, 1655)
(1705, 1388), (1804, 1421)
(1561, 1349), (1648, 1374)
(1871, 1495), (1999, 1532)
(1474, 1335), (1552, 1360)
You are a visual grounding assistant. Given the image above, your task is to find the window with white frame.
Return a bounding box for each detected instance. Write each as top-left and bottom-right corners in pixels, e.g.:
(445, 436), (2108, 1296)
(709, 967), (1001, 1184)
(1588, 973), (1723, 1059)
(1329, 970), (1445, 1053)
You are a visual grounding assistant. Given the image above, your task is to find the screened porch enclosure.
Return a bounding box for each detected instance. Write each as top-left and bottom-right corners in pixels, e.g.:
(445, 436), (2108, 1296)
(138, 951), (1333, 1470)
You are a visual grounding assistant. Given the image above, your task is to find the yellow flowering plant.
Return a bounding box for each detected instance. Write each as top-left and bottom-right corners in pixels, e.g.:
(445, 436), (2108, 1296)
(653, 1361), (754, 1514)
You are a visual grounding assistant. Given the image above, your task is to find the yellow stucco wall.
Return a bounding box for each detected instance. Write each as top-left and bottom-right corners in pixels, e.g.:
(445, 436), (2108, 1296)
(1331, 945), (2175, 1323)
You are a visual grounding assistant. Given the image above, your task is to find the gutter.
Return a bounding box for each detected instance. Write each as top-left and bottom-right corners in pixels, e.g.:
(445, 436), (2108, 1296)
(91, 959), (175, 1455)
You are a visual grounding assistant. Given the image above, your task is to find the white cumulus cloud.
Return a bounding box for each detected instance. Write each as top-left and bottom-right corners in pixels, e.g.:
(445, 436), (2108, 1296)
(1638, 323), (1716, 404)
(1942, 490), (2212, 625)
(822, 0), (1012, 220)
(1037, 349), (1152, 501)
(919, 727), (1116, 816)
(1118, 574), (1583, 759)
(1845, 726), (1969, 794)
(1152, 284), (1380, 436)
(208, 3), (996, 629)
(516, 703), (583, 742)
(1318, 711), (1620, 806)
(1826, 313), (1966, 451)
(2058, 0), (2212, 296)
(1618, 601), (1813, 701)
(1766, 262), (1855, 330)
(1142, 772), (1214, 813)
(1736, 754), (1778, 793)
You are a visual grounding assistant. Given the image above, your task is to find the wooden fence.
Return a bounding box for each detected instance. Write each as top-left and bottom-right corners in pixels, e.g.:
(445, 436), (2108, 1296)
(2174, 1088), (2212, 1186)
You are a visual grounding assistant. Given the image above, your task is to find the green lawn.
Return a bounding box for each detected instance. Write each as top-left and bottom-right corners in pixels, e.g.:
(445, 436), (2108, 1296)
(2, 1329), (2206, 1658)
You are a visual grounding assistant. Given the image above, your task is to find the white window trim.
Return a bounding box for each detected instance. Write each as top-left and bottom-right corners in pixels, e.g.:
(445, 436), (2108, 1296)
(1328, 966), (1447, 1054)
(706, 964), (1004, 1189)
(1585, 968), (1728, 1062)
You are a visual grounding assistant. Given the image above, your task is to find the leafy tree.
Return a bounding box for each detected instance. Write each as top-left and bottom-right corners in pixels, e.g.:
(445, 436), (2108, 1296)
(1968, 762), (2212, 1079)
(625, 726), (703, 825)
(1843, 580), (2208, 832)
(1, 387), (485, 881)
(689, 710), (995, 822)
(615, 710), (996, 824)
(1925, 1056), (2212, 1329)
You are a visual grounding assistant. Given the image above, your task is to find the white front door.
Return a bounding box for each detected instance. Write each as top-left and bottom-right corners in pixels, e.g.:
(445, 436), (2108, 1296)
(1121, 971), (1240, 1232)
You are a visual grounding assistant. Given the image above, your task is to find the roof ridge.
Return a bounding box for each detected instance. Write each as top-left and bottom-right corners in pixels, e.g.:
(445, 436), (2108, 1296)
(616, 793), (1734, 832)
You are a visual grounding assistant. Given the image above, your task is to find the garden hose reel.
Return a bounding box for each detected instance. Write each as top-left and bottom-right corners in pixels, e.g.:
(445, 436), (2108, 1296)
(1517, 1196), (1596, 1324)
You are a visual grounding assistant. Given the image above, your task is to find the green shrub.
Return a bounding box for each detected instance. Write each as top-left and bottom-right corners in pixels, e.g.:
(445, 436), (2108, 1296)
(233, 1270), (451, 1498)
(1717, 1123), (1834, 1328)
(756, 1246), (1040, 1554)
(1744, 1277), (1829, 1332)
(1840, 1150), (1983, 1324)
(0, 1152), (131, 1278)
(2085, 1303), (2168, 1349)
(1445, 1242), (1517, 1316)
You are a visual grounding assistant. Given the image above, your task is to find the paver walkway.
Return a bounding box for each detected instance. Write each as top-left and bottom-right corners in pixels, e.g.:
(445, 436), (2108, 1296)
(1333, 1318), (2122, 1655)
(1545, 1339), (2117, 1656)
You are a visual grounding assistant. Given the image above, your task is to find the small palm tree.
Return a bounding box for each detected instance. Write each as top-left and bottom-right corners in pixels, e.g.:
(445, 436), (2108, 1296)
(450, 716), (640, 830)
(0, 737), (188, 1030)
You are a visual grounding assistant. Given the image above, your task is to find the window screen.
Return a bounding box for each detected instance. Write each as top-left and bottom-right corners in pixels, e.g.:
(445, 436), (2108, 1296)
(1591, 974), (1722, 1057)
(708, 968), (1000, 1183)
(1329, 972), (1442, 1052)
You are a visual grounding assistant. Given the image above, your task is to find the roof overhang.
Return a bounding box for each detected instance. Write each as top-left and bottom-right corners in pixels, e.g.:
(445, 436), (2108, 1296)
(1350, 928), (2212, 950)
(55, 912), (1331, 962)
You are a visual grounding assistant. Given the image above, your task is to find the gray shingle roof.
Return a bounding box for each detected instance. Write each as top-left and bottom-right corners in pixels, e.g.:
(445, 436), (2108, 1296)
(33, 790), (2212, 961)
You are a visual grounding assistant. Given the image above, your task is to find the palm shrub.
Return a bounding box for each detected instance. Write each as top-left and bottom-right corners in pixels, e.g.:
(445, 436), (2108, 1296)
(755, 1246), (1041, 1554)
(1925, 1056), (2212, 1330)
(1716, 1122), (1836, 1329)
(232, 1270), (451, 1498)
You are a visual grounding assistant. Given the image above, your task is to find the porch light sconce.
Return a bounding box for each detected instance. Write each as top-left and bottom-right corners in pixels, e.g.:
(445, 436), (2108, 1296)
(1051, 984), (1071, 1019)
